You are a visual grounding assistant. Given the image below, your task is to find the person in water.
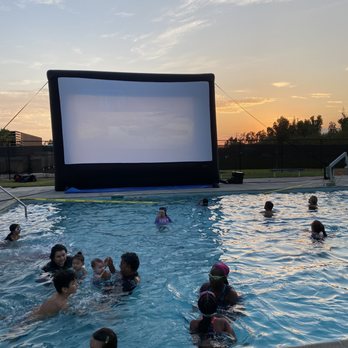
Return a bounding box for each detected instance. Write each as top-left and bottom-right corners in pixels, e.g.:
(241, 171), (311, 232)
(155, 207), (172, 225)
(91, 258), (112, 288)
(308, 195), (318, 210)
(42, 244), (73, 274)
(31, 270), (77, 319)
(106, 252), (140, 293)
(199, 198), (209, 207)
(200, 262), (239, 308)
(90, 327), (117, 348)
(263, 201), (274, 217)
(311, 220), (327, 240)
(4, 224), (21, 241)
(190, 291), (235, 342)
(72, 251), (87, 281)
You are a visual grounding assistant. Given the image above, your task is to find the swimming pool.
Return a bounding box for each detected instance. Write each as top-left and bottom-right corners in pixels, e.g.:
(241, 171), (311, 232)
(0, 190), (347, 347)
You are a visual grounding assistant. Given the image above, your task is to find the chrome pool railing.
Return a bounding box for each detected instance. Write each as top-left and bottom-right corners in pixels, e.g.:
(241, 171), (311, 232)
(0, 186), (28, 219)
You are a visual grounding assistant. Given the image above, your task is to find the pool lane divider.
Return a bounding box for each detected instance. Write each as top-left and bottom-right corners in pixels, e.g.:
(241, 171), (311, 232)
(23, 197), (158, 204)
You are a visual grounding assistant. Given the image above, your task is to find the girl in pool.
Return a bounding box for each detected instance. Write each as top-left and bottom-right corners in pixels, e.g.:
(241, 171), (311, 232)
(200, 262), (239, 309)
(308, 195), (318, 210)
(155, 207), (172, 225)
(311, 220), (327, 240)
(263, 201), (274, 217)
(72, 252), (87, 281)
(4, 224), (21, 242)
(190, 291), (235, 344)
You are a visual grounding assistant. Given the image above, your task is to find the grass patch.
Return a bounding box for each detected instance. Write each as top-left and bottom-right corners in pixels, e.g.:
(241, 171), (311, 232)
(0, 177), (54, 188)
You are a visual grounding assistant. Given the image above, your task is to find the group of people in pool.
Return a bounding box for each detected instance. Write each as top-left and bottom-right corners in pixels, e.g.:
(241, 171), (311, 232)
(2, 194), (327, 347)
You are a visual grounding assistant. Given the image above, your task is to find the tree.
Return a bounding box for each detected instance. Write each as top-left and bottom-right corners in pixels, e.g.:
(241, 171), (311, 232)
(0, 128), (12, 146)
(337, 112), (348, 133)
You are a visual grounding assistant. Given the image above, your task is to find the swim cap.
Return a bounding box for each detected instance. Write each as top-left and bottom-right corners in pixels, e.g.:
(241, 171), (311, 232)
(213, 262), (229, 276)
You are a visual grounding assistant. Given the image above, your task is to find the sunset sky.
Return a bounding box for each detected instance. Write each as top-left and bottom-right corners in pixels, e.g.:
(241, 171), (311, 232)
(0, 0), (347, 143)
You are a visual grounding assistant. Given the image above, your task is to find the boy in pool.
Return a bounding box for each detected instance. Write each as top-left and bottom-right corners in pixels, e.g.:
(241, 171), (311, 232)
(4, 224), (21, 242)
(90, 327), (117, 348)
(31, 270), (77, 319)
(263, 201), (274, 217)
(91, 258), (112, 288)
(105, 252), (140, 293)
(72, 251), (87, 281)
(311, 220), (327, 240)
(308, 195), (318, 210)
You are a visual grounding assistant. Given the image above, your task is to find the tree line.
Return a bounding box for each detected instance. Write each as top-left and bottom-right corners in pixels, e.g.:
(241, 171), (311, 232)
(224, 112), (348, 146)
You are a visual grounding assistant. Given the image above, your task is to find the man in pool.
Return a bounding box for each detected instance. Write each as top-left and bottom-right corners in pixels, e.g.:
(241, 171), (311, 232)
(200, 262), (239, 308)
(105, 252), (140, 293)
(31, 270), (77, 319)
(42, 244), (73, 274)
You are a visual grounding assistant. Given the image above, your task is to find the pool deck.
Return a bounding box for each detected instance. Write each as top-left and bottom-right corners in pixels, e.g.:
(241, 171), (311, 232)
(1, 175), (348, 348)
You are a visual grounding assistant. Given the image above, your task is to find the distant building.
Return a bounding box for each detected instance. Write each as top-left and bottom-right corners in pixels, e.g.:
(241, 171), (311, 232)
(9, 131), (42, 146)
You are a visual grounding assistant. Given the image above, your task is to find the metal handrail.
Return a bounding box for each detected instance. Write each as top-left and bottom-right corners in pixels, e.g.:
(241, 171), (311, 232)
(325, 152), (348, 182)
(0, 186), (28, 218)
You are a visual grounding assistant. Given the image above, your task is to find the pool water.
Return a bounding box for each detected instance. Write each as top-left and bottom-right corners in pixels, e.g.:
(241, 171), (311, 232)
(0, 190), (348, 347)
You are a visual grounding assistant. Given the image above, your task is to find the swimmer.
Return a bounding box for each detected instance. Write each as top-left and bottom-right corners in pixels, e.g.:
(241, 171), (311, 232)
(42, 244), (73, 274)
(31, 270), (77, 319)
(72, 252), (87, 281)
(91, 258), (112, 288)
(311, 220), (327, 240)
(90, 327), (117, 348)
(308, 195), (318, 210)
(190, 291), (235, 344)
(263, 201), (274, 218)
(4, 224), (21, 242)
(106, 252), (140, 293)
(200, 262), (239, 309)
(155, 207), (172, 225)
(199, 198), (209, 207)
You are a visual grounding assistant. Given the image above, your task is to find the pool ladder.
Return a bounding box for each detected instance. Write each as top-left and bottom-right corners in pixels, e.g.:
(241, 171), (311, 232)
(0, 186), (28, 218)
(325, 152), (348, 186)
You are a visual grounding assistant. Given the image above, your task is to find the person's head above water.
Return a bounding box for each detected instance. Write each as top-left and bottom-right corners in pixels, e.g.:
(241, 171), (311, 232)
(6, 224), (21, 241)
(53, 270), (77, 295)
(90, 328), (117, 348)
(308, 195), (318, 205)
(49, 244), (68, 267)
(198, 291), (217, 317)
(120, 252), (139, 276)
(72, 252), (85, 271)
(209, 261), (229, 287)
(264, 201), (274, 211)
(311, 220), (325, 233)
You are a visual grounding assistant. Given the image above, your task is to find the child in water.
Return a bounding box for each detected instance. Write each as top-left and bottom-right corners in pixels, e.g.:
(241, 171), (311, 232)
(308, 195), (318, 210)
(311, 220), (327, 240)
(4, 224), (21, 242)
(263, 201), (274, 217)
(72, 252), (87, 281)
(190, 291), (235, 345)
(91, 258), (112, 288)
(31, 270), (77, 319)
(155, 207), (172, 225)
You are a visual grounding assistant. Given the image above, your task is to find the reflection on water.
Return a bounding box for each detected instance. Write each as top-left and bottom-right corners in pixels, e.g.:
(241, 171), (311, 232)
(0, 190), (348, 347)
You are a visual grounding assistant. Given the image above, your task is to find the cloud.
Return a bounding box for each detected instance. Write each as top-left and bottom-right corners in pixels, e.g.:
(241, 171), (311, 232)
(9, 79), (44, 86)
(29, 0), (63, 4)
(272, 81), (295, 88)
(291, 95), (307, 99)
(345, 67), (348, 71)
(310, 93), (331, 99)
(113, 11), (134, 17)
(210, 0), (290, 4)
(327, 100), (342, 104)
(216, 95), (276, 113)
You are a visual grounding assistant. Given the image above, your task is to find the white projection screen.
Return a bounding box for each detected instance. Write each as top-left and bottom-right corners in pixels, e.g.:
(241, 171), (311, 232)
(47, 70), (219, 191)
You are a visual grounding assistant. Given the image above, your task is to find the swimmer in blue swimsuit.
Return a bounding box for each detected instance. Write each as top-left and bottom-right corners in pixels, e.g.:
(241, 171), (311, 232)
(190, 291), (235, 344)
(200, 262), (239, 309)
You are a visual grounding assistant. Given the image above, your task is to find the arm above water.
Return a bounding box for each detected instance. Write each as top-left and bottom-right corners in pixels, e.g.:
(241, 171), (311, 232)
(225, 285), (239, 306)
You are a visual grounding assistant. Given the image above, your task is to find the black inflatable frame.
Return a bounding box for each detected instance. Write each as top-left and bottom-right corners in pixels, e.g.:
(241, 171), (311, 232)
(47, 70), (219, 191)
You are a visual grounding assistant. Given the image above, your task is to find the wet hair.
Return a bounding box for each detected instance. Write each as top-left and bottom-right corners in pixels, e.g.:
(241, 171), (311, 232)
(53, 270), (76, 293)
(264, 201), (274, 211)
(201, 198), (208, 206)
(72, 251), (84, 264)
(197, 291), (217, 334)
(49, 244), (67, 261)
(210, 264), (229, 285)
(92, 328), (117, 348)
(121, 252), (139, 272)
(308, 195), (318, 205)
(311, 220), (327, 237)
(91, 258), (103, 268)
(9, 224), (19, 233)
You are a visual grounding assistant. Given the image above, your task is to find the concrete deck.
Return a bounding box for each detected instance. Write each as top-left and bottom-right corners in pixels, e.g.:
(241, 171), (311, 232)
(1, 176), (347, 348)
